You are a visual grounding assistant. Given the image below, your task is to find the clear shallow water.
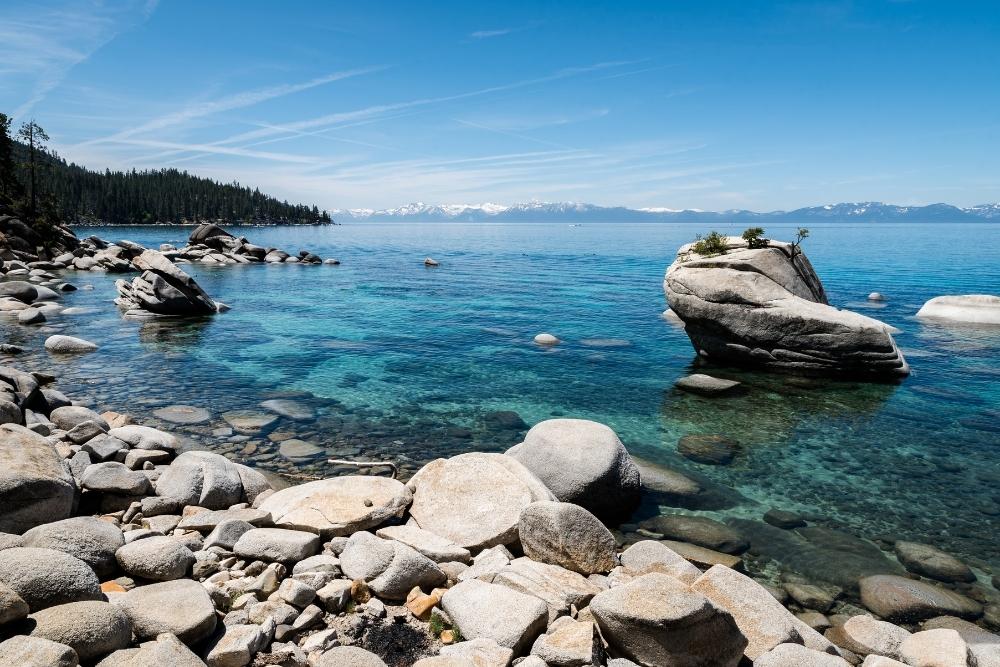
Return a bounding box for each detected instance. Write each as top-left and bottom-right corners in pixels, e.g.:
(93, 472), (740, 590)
(4, 221), (999, 572)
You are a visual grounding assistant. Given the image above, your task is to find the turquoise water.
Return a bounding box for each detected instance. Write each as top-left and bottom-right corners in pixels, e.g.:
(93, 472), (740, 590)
(4, 221), (999, 570)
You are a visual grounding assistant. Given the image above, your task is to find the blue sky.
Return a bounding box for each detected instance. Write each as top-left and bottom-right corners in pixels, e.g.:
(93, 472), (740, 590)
(1, 0), (997, 211)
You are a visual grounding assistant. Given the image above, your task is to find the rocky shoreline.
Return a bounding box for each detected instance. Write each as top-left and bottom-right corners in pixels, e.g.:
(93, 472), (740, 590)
(1, 221), (998, 665)
(0, 366), (997, 666)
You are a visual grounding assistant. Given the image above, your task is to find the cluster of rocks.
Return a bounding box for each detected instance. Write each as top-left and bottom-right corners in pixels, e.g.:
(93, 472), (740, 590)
(163, 223), (338, 266)
(1, 382), (996, 667)
(664, 236), (911, 379)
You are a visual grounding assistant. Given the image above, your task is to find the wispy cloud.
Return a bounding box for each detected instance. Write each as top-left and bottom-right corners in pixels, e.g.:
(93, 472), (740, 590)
(468, 22), (539, 40)
(0, 0), (157, 120)
(84, 66), (385, 146)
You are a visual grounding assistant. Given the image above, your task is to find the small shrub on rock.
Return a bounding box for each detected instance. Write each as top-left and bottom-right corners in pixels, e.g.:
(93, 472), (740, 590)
(691, 231), (728, 256)
(741, 227), (768, 249)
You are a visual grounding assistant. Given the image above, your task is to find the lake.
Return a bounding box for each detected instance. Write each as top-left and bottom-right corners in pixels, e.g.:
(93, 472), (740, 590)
(5, 220), (999, 572)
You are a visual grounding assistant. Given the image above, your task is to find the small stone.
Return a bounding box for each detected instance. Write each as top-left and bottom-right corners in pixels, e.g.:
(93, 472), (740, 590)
(116, 536), (195, 581)
(764, 508), (807, 529)
(675, 373), (742, 396)
(153, 405), (211, 425)
(533, 333), (559, 345)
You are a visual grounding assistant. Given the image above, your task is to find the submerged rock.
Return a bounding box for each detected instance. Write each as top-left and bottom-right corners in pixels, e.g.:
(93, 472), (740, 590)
(916, 294), (1000, 325)
(675, 373), (742, 396)
(663, 236), (909, 378)
(859, 575), (983, 622)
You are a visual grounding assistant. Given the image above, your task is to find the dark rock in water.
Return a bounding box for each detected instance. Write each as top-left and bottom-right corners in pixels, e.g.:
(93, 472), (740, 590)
(893, 541), (976, 583)
(728, 519), (903, 591)
(188, 223), (233, 245)
(663, 237), (909, 378)
(763, 508), (807, 529)
(640, 514), (749, 554)
(859, 574), (983, 622)
(675, 373), (742, 396)
(0, 281), (38, 303)
(114, 250), (219, 316)
(482, 410), (528, 431)
(677, 434), (739, 465)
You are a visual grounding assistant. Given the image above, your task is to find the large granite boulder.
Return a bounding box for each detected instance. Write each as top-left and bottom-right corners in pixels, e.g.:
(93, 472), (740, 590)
(114, 249), (219, 316)
(155, 450), (246, 509)
(27, 600), (132, 662)
(663, 237), (909, 378)
(21, 517), (124, 578)
(408, 452), (554, 550)
(115, 579), (217, 645)
(0, 424), (75, 533)
(441, 579), (549, 654)
(0, 547), (102, 611)
(339, 531), (446, 600)
(257, 476), (411, 538)
(188, 223), (234, 246)
(859, 575), (983, 622)
(518, 501), (617, 575)
(506, 419), (641, 522)
(916, 294), (1000, 325)
(590, 572), (747, 666)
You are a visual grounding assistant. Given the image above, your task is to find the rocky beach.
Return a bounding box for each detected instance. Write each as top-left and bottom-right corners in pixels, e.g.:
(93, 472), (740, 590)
(0, 220), (998, 666)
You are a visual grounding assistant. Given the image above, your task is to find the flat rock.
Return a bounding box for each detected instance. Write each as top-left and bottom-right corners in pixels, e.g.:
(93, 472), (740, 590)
(222, 410), (278, 434)
(675, 373), (742, 396)
(591, 572), (747, 667)
(81, 461), (152, 495)
(260, 399), (315, 421)
(317, 646), (388, 667)
(115, 579), (217, 644)
(493, 556), (602, 622)
(258, 475), (411, 538)
(439, 638), (514, 666)
(894, 541), (976, 583)
(0, 635), (79, 667)
(0, 424), (75, 533)
(116, 536), (194, 581)
(49, 405), (109, 431)
(899, 628), (970, 667)
(632, 458), (702, 498)
(279, 438), (324, 461)
(530, 617), (600, 666)
(0, 547), (102, 612)
(108, 425), (179, 452)
(618, 540), (702, 584)
(677, 434), (739, 465)
(755, 643), (851, 666)
(830, 614), (910, 659)
(205, 623), (262, 667)
(176, 507), (272, 532)
(518, 500), (617, 575)
(375, 524), (471, 563)
(22, 517), (125, 578)
(44, 335), (98, 354)
(339, 531), (445, 600)
(28, 600), (132, 662)
(233, 527), (319, 562)
(409, 452), (554, 550)
(640, 514), (748, 554)
(660, 539), (744, 569)
(441, 578), (549, 654)
(859, 575), (983, 622)
(94, 632), (204, 666)
(506, 419), (640, 522)
(152, 405), (210, 425)
(916, 294), (1000, 325)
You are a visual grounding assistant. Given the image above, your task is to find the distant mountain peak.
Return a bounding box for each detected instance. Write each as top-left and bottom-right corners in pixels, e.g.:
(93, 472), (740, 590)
(331, 201), (998, 223)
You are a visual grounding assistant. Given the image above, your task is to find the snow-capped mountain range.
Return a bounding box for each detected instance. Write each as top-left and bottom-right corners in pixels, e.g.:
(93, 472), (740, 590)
(332, 201), (1000, 223)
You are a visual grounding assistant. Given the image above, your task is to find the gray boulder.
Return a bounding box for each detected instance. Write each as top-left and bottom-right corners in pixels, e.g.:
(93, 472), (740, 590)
(107, 425), (179, 452)
(893, 541), (976, 583)
(0, 424), (75, 533)
(232, 527), (319, 562)
(317, 646), (388, 667)
(49, 406), (109, 431)
(518, 501), (617, 575)
(22, 517), (125, 578)
(115, 579), (217, 644)
(590, 572), (747, 667)
(257, 475), (411, 538)
(375, 524), (471, 563)
(441, 578), (549, 654)
(493, 556), (602, 623)
(95, 632), (204, 666)
(155, 450), (244, 509)
(44, 335), (98, 354)
(81, 462), (152, 495)
(0, 635), (79, 666)
(408, 452), (554, 550)
(116, 536), (194, 581)
(339, 531), (446, 600)
(755, 643), (851, 666)
(0, 547), (102, 611)
(0, 581), (29, 624)
(114, 250), (218, 316)
(664, 237), (909, 378)
(859, 575), (983, 622)
(28, 600), (132, 662)
(618, 540), (702, 584)
(506, 419), (640, 522)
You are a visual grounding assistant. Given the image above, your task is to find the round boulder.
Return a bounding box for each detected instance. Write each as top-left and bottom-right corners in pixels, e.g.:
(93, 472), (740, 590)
(859, 575), (983, 622)
(894, 541), (976, 583)
(0, 635), (78, 666)
(28, 600), (132, 661)
(258, 475), (412, 538)
(590, 572), (747, 666)
(49, 405), (109, 431)
(0, 547), (102, 611)
(44, 335), (98, 354)
(116, 578), (217, 645)
(155, 450), (244, 509)
(505, 419), (640, 523)
(116, 536), (195, 581)
(518, 501), (617, 575)
(21, 517), (124, 578)
(408, 452), (555, 550)
(340, 531), (446, 600)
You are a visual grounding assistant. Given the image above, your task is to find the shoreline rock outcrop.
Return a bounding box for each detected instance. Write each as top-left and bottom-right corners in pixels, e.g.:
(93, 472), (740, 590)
(114, 249), (220, 317)
(664, 237), (910, 378)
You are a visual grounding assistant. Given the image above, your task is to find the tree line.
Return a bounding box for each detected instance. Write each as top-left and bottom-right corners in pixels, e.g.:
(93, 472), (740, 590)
(0, 112), (332, 228)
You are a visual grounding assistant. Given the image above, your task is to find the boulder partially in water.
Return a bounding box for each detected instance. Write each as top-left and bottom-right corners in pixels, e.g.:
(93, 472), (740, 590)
(114, 249), (220, 316)
(663, 237), (909, 378)
(916, 294), (1000, 325)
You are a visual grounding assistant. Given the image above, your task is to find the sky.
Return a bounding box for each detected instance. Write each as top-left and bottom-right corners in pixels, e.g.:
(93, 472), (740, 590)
(0, 1), (998, 212)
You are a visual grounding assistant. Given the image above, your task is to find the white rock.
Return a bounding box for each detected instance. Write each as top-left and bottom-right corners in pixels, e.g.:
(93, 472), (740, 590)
(916, 294), (1000, 325)
(441, 578), (549, 654)
(44, 335), (98, 354)
(533, 333), (559, 345)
